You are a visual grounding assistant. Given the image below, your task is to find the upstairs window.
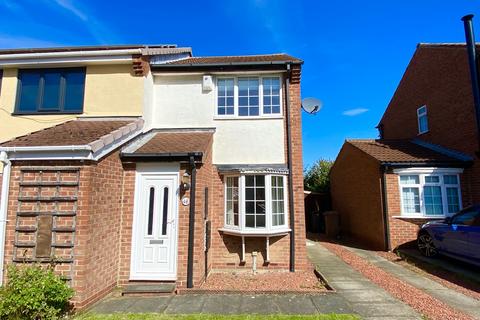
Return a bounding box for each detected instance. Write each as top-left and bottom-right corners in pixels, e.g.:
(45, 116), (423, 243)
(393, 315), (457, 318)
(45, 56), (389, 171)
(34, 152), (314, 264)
(15, 68), (86, 114)
(417, 105), (428, 134)
(216, 75), (282, 117)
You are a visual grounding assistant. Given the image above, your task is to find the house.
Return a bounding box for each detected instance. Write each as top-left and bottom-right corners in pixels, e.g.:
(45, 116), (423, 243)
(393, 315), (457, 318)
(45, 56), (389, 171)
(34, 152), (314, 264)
(0, 46), (307, 309)
(330, 41), (480, 250)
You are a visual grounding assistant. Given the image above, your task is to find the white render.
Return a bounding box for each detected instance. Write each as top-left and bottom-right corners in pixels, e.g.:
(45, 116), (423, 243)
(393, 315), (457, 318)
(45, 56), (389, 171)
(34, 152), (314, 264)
(150, 74), (286, 164)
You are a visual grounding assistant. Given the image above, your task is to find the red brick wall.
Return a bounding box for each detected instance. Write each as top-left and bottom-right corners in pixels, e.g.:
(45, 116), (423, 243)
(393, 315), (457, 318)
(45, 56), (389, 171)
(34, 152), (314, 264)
(2, 151), (126, 310)
(288, 66), (308, 270)
(330, 143), (387, 250)
(379, 45), (480, 205)
(74, 150), (125, 308)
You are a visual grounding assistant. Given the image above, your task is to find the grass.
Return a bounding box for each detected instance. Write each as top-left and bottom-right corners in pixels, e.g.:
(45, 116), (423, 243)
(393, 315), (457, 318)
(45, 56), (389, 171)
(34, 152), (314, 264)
(75, 314), (359, 320)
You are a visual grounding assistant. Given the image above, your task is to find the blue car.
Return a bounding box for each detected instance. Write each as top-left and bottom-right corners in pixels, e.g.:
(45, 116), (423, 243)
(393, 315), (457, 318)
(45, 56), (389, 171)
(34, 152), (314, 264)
(417, 205), (480, 267)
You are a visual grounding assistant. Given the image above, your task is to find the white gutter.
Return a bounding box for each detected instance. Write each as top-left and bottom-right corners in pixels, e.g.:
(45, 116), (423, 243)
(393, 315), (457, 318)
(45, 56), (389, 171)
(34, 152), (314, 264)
(0, 145), (92, 153)
(0, 49), (142, 60)
(0, 151), (11, 284)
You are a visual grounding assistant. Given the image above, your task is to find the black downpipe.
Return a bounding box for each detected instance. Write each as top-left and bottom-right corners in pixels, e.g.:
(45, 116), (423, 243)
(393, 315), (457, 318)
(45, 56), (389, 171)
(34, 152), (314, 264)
(285, 64), (296, 272)
(462, 14), (480, 150)
(186, 155), (197, 288)
(380, 166), (391, 251)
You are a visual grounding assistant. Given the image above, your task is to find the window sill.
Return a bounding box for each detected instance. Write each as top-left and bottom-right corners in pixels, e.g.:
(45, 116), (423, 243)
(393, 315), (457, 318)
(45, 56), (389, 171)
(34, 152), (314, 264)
(12, 111), (83, 116)
(219, 227), (291, 237)
(417, 130), (429, 136)
(213, 115), (284, 121)
(392, 215), (446, 220)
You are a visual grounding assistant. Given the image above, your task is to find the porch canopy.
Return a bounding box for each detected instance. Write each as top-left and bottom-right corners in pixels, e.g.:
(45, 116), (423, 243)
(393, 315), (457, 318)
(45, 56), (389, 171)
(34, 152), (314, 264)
(120, 129), (214, 163)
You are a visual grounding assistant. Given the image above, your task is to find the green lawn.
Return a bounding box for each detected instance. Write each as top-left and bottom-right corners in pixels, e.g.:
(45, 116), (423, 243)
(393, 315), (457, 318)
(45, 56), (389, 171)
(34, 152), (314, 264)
(76, 314), (359, 320)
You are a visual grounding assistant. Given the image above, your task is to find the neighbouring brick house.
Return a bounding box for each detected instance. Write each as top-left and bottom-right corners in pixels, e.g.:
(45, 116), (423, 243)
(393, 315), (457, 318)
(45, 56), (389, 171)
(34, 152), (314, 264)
(0, 47), (307, 308)
(331, 42), (480, 250)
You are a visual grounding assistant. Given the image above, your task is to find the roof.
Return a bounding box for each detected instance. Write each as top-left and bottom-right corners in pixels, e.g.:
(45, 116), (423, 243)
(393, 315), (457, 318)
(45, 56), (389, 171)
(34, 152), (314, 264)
(0, 118), (142, 150)
(160, 53), (303, 66)
(346, 139), (470, 166)
(417, 42), (480, 49)
(0, 44), (179, 55)
(121, 129), (214, 162)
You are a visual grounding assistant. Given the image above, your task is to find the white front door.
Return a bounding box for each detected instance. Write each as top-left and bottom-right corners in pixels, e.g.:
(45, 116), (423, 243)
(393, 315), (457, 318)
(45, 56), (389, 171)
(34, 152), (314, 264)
(130, 164), (179, 280)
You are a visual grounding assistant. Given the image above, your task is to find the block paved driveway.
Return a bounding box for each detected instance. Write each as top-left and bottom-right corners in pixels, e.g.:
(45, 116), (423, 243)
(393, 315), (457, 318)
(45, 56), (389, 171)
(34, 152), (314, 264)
(88, 241), (421, 319)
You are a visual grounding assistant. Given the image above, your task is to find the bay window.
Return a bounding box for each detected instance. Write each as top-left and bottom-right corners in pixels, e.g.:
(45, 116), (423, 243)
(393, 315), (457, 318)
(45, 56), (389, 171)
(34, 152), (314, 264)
(216, 76), (282, 117)
(398, 170), (462, 217)
(223, 174), (288, 232)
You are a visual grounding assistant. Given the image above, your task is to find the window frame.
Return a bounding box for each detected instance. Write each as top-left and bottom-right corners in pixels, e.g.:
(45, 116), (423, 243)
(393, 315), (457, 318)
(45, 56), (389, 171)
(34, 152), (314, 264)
(223, 173), (289, 233)
(13, 67), (86, 115)
(397, 169), (462, 218)
(417, 105), (428, 134)
(214, 75), (283, 119)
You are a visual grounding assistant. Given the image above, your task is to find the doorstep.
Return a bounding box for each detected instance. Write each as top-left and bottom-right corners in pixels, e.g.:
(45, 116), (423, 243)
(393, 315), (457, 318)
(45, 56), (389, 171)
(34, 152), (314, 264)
(122, 282), (176, 296)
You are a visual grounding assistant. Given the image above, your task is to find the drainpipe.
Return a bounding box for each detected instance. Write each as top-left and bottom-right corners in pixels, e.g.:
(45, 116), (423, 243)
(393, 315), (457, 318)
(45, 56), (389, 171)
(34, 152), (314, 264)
(285, 63), (296, 272)
(186, 155), (197, 288)
(461, 14), (480, 152)
(0, 151), (11, 284)
(380, 165), (391, 251)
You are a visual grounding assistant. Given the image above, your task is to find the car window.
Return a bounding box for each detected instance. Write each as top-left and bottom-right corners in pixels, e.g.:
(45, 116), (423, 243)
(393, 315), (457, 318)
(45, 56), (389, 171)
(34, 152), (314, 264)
(451, 208), (480, 226)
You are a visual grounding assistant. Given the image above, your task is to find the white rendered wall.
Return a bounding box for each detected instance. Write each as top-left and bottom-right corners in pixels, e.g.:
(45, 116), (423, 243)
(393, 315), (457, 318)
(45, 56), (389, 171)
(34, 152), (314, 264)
(152, 74), (285, 165)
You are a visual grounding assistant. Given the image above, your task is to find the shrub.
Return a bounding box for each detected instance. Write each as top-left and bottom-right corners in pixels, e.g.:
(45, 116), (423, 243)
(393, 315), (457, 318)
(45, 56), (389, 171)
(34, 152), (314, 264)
(0, 264), (74, 320)
(304, 159), (334, 193)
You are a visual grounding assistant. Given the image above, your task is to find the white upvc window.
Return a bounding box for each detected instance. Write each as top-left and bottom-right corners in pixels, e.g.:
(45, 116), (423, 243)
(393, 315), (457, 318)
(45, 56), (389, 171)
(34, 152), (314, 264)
(417, 105), (428, 134)
(223, 174), (288, 231)
(215, 75), (282, 118)
(397, 169), (462, 218)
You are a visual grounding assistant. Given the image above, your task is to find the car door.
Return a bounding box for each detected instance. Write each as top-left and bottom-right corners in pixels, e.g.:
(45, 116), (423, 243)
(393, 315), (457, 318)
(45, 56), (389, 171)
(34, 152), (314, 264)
(468, 213), (480, 261)
(444, 208), (479, 259)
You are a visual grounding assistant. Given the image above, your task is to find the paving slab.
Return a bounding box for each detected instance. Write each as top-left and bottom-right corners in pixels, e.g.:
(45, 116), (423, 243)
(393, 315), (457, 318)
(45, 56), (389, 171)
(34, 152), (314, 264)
(239, 295), (282, 314)
(201, 294), (242, 314)
(163, 295), (206, 314)
(346, 246), (480, 320)
(307, 240), (421, 320)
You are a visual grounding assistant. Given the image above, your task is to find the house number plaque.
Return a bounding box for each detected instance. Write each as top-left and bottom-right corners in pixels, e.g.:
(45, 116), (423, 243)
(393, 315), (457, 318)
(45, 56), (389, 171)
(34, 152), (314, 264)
(182, 197), (190, 206)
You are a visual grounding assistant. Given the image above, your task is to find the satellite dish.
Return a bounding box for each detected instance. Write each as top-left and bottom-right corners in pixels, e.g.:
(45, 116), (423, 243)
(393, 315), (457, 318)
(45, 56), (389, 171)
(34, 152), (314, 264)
(301, 97), (323, 114)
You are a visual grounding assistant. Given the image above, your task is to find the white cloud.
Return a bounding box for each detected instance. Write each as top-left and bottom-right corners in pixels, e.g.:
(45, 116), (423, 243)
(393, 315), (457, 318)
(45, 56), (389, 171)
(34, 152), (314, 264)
(342, 108), (369, 116)
(48, 0), (119, 44)
(53, 0), (88, 21)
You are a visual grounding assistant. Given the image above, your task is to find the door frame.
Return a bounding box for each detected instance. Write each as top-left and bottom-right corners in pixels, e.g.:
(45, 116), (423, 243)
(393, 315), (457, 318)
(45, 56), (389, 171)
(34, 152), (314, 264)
(129, 162), (180, 281)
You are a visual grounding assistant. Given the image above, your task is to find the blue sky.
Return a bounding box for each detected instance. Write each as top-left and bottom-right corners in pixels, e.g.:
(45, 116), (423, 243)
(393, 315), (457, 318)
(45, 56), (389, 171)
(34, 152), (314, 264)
(0, 0), (478, 167)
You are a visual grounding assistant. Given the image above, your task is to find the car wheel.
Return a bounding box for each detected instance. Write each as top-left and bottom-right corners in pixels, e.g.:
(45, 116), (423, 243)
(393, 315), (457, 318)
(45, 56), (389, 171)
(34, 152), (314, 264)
(417, 232), (438, 257)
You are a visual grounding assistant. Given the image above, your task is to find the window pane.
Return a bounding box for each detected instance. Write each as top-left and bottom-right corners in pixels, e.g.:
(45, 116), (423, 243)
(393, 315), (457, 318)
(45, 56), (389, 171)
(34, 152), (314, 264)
(444, 175), (458, 184)
(452, 209), (480, 226)
(245, 187), (254, 200)
(424, 186), (443, 215)
(425, 176), (440, 183)
(41, 71), (61, 110)
(245, 215), (255, 227)
(238, 77), (259, 116)
(400, 175), (419, 184)
(245, 176), (255, 187)
(263, 77), (281, 114)
(419, 114), (428, 133)
(225, 177), (239, 226)
(402, 187), (420, 213)
(161, 187), (169, 235)
(446, 187), (460, 213)
(271, 176), (285, 226)
(217, 78), (234, 116)
(147, 187), (155, 235)
(18, 72), (40, 112)
(256, 214), (265, 227)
